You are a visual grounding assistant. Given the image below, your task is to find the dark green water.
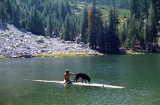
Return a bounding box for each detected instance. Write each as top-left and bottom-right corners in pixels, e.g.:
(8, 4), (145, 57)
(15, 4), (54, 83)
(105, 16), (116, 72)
(0, 54), (160, 105)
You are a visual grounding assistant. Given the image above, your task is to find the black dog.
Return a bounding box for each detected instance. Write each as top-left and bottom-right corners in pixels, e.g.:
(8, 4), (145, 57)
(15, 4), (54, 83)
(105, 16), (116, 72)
(74, 73), (91, 84)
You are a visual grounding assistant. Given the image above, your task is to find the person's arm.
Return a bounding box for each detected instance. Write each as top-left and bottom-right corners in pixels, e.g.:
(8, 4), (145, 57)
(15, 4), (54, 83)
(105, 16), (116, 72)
(70, 72), (77, 75)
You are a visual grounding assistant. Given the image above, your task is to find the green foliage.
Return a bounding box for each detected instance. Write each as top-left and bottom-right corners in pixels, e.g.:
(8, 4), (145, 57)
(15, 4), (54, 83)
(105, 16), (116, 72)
(46, 15), (53, 36)
(81, 4), (88, 43)
(130, 0), (141, 20)
(0, 2), (5, 24)
(1, 0), (160, 54)
(144, 2), (158, 53)
(88, 0), (98, 49)
(12, 4), (21, 27)
(105, 8), (120, 53)
(0, 55), (3, 59)
(77, 0), (130, 9)
(96, 8), (105, 52)
(27, 7), (45, 35)
(63, 14), (76, 41)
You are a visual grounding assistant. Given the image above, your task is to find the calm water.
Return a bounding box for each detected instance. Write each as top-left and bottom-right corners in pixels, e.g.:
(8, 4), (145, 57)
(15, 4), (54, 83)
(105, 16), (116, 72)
(0, 54), (160, 105)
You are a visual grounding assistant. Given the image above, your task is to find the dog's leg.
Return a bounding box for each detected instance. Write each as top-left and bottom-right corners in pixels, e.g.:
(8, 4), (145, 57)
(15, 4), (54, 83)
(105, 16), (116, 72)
(73, 79), (76, 83)
(74, 76), (79, 83)
(87, 79), (90, 84)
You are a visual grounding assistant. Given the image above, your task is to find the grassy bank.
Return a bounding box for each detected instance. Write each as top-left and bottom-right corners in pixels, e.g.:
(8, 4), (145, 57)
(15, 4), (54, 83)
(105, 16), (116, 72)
(0, 51), (147, 59)
(34, 52), (103, 58)
(0, 55), (3, 59)
(126, 50), (145, 55)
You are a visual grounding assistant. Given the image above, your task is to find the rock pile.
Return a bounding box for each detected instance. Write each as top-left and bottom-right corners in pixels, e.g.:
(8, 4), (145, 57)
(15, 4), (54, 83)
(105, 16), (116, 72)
(0, 24), (98, 58)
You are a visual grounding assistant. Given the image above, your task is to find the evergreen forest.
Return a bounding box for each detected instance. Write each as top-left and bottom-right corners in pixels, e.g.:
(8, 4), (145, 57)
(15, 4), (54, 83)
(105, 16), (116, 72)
(0, 0), (160, 54)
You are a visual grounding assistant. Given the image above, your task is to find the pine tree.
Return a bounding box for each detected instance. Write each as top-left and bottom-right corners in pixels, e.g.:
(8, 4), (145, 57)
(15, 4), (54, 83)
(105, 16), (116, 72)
(46, 15), (53, 36)
(28, 7), (44, 35)
(129, 0), (148, 51)
(157, 0), (160, 31)
(12, 4), (21, 28)
(88, 0), (97, 49)
(60, 0), (71, 22)
(106, 7), (120, 54)
(157, 0), (160, 30)
(146, 3), (158, 52)
(130, 0), (141, 20)
(96, 8), (105, 52)
(35, 12), (45, 35)
(81, 4), (88, 43)
(142, 0), (149, 20)
(151, 0), (158, 25)
(5, 0), (13, 22)
(60, 1), (66, 22)
(63, 14), (71, 41)
(0, 2), (5, 24)
(119, 19), (127, 47)
(75, 14), (82, 35)
(20, 8), (28, 29)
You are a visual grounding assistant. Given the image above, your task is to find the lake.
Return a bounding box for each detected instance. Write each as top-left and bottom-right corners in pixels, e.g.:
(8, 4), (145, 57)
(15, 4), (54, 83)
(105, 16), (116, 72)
(0, 54), (160, 105)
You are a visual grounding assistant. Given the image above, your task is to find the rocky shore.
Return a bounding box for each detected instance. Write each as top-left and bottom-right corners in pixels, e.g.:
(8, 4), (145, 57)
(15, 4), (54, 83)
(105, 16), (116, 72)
(0, 24), (100, 58)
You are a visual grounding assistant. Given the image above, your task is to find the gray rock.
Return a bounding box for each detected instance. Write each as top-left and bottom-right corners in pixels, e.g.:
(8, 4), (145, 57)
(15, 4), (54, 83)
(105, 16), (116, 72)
(0, 24), (99, 57)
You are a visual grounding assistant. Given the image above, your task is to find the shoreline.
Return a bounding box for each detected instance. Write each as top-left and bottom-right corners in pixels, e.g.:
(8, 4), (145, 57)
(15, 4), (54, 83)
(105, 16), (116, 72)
(0, 50), (147, 59)
(0, 24), (159, 59)
(0, 55), (3, 59)
(125, 50), (146, 55)
(2, 47), (160, 59)
(0, 52), (103, 59)
(34, 52), (103, 58)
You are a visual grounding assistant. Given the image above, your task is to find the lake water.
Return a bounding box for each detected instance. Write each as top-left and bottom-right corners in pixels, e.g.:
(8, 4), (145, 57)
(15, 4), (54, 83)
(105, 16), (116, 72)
(0, 54), (160, 105)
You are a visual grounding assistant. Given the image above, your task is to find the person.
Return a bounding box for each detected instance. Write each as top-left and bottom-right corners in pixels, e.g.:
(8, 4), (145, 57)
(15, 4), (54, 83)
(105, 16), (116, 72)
(64, 69), (76, 84)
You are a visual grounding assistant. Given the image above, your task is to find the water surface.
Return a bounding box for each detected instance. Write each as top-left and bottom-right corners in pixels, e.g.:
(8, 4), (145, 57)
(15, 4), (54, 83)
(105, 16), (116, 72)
(0, 54), (160, 105)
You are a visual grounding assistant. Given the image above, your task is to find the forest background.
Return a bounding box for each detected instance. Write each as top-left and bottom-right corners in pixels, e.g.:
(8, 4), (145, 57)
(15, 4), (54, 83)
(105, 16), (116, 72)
(0, 0), (160, 54)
